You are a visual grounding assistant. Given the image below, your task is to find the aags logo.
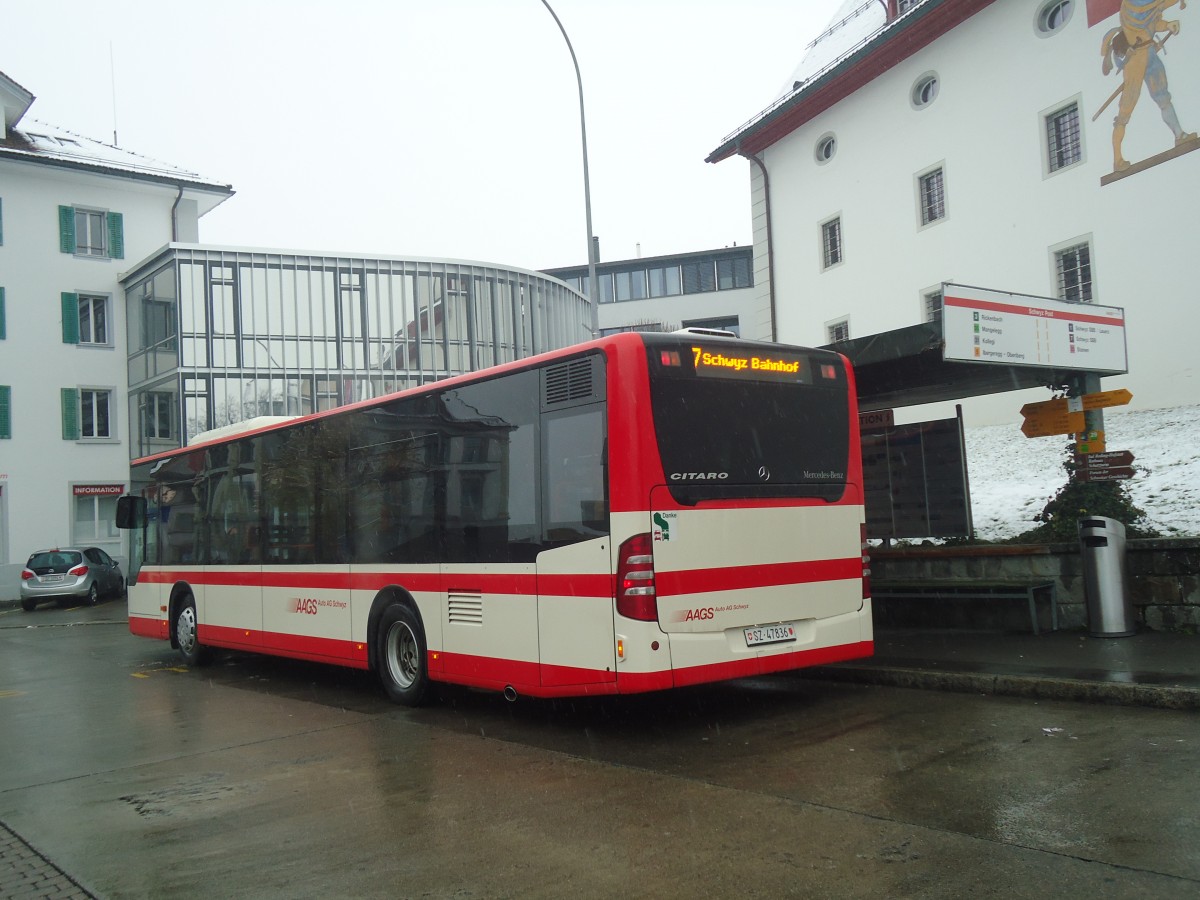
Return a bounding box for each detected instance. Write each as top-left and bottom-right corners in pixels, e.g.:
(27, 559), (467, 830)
(682, 607), (714, 621)
(293, 598), (319, 615)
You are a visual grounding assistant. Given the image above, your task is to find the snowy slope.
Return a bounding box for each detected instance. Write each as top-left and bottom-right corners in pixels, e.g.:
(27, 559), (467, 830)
(964, 404), (1200, 540)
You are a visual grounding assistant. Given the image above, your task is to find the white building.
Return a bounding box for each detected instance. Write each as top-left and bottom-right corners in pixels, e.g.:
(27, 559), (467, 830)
(708, 0), (1199, 425)
(0, 70), (233, 595)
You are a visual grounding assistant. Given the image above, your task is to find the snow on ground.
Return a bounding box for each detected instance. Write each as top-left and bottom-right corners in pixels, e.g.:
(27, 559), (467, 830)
(964, 403), (1200, 540)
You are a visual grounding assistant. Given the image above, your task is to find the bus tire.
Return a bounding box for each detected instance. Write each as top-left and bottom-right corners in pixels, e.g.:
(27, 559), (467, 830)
(377, 601), (429, 706)
(175, 594), (213, 667)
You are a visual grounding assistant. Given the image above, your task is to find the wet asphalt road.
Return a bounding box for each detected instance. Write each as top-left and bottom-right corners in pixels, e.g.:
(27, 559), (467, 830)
(1, 599), (1198, 899)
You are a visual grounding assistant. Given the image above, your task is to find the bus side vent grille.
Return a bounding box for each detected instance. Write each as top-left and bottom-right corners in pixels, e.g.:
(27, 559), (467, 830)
(448, 593), (483, 626)
(544, 358), (595, 406)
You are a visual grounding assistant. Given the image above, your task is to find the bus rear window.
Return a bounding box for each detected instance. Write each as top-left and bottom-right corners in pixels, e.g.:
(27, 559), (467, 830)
(647, 340), (850, 503)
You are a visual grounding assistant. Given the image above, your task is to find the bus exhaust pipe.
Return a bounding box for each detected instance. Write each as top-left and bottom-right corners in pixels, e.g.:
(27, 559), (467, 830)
(503, 685), (518, 702)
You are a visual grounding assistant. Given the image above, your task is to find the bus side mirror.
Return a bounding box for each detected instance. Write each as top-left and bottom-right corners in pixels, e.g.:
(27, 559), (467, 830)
(116, 495), (146, 529)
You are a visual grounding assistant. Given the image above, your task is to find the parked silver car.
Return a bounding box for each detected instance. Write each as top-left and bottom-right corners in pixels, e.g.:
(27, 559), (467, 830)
(20, 547), (125, 611)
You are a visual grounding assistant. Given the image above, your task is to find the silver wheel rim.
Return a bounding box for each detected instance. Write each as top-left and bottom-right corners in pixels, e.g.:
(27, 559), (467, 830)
(178, 605), (198, 656)
(384, 621), (418, 690)
(89, 585), (98, 604)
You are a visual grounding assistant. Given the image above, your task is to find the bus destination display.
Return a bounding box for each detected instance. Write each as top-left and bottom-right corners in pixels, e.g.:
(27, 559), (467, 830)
(660, 345), (811, 383)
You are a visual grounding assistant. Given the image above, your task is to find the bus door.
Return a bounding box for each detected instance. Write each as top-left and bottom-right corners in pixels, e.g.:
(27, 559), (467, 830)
(536, 379), (615, 689)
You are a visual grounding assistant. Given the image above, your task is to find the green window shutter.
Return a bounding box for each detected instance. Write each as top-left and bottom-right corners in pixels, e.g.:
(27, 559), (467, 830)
(59, 205), (76, 253)
(107, 211), (124, 259)
(0, 386), (10, 439)
(0, 287), (6, 340)
(61, 292), (79, 344)
(61, 388), (80, 440)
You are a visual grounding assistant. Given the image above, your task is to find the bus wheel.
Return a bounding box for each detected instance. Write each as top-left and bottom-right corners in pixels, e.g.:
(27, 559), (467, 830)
(377, 602), (429, 706)
(175, 594), (213, 667)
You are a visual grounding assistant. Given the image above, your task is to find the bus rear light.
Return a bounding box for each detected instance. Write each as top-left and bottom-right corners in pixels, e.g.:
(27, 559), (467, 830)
(861, 524), (872, 600)
(616, 533), (658, 621)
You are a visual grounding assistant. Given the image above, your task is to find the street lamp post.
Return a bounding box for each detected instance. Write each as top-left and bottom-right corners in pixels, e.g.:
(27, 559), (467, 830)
(540, 0), (599, 337)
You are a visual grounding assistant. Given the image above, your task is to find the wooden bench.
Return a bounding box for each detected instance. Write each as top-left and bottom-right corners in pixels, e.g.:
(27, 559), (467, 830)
(871, 580), (1059, 634)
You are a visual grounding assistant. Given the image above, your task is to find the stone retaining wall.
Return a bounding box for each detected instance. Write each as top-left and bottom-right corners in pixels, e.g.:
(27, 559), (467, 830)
(871, 538), (1200, 633)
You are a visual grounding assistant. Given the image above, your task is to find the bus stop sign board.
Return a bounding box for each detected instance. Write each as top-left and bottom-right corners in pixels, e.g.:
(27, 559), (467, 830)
(942, 284), (1127, 374)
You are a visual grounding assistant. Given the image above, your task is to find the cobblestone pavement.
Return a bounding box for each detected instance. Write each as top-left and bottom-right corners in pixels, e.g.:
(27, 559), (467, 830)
(0, 820), (95, 899)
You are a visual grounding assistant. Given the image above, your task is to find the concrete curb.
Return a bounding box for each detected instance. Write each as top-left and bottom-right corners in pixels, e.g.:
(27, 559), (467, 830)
(804, 663), (1200, 711)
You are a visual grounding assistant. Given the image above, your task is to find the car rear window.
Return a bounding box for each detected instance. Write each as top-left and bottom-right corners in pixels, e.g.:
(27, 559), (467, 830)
(28, 551), (83, 572)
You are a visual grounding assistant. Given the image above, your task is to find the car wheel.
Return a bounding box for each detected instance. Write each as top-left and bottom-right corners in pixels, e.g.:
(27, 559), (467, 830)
(87, 583), (100, 606)
(20, 598), (37, 612)
(377, 601), (429, 706)
(175, 594), (213, 667)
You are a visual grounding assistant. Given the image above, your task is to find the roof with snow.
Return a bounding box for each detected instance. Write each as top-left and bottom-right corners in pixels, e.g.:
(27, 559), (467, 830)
(0, 69), (232, 197)
(707, 0), (997, 163)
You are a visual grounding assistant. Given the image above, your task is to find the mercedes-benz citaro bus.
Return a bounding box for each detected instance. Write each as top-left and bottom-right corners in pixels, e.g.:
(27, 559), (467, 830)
(117, 331), (872, 705)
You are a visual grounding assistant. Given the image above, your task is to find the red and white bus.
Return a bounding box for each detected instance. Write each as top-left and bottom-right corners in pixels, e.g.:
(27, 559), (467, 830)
(117, 332), (872, 704)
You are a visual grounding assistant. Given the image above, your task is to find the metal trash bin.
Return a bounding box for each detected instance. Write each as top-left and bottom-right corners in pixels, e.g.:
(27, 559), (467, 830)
(1079, 516), (1135, 637)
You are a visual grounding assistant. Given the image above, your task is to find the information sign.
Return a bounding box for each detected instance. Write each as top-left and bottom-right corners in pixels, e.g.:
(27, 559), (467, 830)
(943, 284), (1127, 374)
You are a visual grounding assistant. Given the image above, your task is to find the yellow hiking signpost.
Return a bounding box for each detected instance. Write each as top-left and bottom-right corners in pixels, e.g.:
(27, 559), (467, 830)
(1020, 399), (1085, 438)
(1020, 390), (1131, 439)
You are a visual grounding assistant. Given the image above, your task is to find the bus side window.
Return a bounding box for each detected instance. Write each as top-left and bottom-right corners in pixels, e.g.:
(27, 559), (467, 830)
(544, 406), (608, 544)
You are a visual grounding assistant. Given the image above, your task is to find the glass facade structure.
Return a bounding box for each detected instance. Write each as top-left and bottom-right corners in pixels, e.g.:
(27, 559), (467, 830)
(543, 246), (753, 306)
(123, 247), (591, 459)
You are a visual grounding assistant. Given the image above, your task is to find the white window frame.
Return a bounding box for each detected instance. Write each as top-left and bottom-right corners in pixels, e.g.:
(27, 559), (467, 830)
(1035, 0), (1074, 36)
(1050, 235), (1095, 304)
(825, 317), (851, 343)
(77, 293), (112, 346)
(142, 391), (175, 441)
(74, 207), (108, 258)
(814, 132), (837, 165)
(921, 284), (946, 324)
(911, 71), (940, 110)
(79, 387), (115, 440)
(820, 215), (844, 271)
(916, 163), (947, 228)
(72, 490), (122, 546)
(1041, 96), (1085, 177)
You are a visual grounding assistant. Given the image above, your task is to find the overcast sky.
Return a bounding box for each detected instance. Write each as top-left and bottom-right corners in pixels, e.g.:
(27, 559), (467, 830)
(3, 0), (845, 271)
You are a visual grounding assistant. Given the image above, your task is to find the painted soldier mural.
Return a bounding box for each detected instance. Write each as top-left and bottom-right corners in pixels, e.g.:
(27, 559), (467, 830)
(1093, 0), (1196, 173)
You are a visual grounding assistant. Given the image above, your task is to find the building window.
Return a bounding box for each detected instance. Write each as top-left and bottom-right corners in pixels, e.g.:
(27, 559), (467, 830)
(61, 292), (111, 345)
(815, 133), (837, 164)
(73, 494), (120, 545)
(1055, 242), (1093, 302)
(1046, 103), (1082, 172)
(80, 389), (112, 439)
(821, 218), (843, 270)
(918, 168), (946, 226)
(1036, 0), (1073, 34)
(58, 205), (124, 259)
(614, 269), (647, 302)
(827, 319), (850, 343)
(78, 294), (109, 345)
(682, 259), (716, 294)
(62, 388), (112, 440)
(898, 0), (922, 12)
(924, 288), (944, 323)
(142, 391), (175, 440)
(647, 265), (681, 297)
(716, 255), (751, 290)
(911, 72), (939, 109)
